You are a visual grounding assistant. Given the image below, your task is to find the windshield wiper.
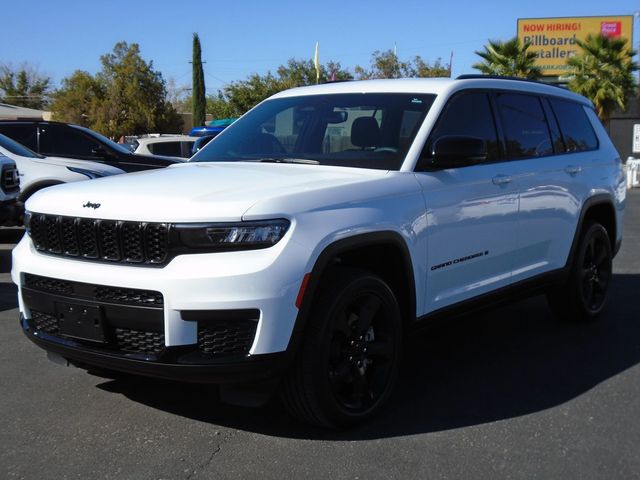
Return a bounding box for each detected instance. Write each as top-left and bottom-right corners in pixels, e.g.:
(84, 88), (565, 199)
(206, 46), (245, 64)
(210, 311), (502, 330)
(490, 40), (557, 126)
(248, 157), (320, 165)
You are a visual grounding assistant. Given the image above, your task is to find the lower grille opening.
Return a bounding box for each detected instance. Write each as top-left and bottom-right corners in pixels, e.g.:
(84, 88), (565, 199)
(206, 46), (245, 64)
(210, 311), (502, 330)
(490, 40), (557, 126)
(30, 310), (165, 356)
(197, 321), (258, 356)
(183, 309), (259, 357)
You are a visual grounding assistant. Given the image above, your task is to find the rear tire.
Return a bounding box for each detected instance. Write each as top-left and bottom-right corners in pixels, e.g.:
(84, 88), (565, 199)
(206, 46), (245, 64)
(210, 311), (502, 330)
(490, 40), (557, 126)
(547, 221), (612, 322)
(281, 268), (403, 428)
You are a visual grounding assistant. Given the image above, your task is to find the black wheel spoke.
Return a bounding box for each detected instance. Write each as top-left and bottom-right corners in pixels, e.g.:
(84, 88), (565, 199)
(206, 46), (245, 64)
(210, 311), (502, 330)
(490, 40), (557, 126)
(356, 296), (381, 335)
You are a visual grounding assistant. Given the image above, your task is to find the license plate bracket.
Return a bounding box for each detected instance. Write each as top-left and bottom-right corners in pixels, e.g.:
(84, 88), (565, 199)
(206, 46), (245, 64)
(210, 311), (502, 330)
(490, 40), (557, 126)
(56, 301), (106, 343)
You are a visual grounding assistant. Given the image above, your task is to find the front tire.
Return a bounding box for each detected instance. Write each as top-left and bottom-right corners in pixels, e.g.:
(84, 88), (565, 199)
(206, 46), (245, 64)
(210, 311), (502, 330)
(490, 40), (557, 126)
(547, 221), (612, 322)
(281, 268), (403, 428)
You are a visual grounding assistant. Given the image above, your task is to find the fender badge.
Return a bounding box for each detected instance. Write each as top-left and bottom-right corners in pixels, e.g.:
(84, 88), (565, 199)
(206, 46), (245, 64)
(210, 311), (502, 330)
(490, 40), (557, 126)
(83, 201), (101, 209)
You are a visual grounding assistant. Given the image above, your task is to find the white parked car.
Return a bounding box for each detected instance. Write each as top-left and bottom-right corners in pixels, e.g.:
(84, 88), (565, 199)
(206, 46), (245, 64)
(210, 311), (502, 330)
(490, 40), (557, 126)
(13, 77), (624, 428)
(0, 133), (125, 207)
(132, 135), (196, 159)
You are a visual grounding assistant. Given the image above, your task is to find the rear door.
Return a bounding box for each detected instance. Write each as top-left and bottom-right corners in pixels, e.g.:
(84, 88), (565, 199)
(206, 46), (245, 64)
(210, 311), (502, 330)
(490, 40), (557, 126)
(498, 94), (594, 281)
(416, 91), (519, 312)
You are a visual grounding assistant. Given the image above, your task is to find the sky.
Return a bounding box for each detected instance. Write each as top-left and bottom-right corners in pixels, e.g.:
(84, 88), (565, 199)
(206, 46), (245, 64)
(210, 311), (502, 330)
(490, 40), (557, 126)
(1, 0), (639, 95)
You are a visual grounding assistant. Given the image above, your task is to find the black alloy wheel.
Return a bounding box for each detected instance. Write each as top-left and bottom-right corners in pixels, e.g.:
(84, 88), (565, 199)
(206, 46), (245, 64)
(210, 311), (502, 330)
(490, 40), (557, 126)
(281, 268), (402, 428)
(327, 289), (397, 412)
(547, 221), (612, 322)
(579, 228), (612, 312)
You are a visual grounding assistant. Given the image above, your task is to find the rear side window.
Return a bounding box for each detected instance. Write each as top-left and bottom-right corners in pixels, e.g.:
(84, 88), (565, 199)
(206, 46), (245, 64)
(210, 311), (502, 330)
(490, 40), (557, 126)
(0, 124), (37, 151)
(148, 141), (182, 157)
(549, 98), (598, 152)
(496, 93), (553, 159)
(428, 92), (500, 161)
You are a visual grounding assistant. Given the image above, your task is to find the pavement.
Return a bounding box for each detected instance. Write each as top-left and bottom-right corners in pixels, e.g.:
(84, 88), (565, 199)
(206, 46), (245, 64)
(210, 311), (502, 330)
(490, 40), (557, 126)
(1, 190), (639, 479)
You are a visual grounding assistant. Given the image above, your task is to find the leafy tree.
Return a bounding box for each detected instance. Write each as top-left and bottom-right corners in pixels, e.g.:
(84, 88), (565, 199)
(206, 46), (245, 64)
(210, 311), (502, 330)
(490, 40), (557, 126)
(355, 50), (449, 79)
(51, 42), (182, 137)
(0, 64), (51, 109)
(221, 58), (352, 114)
(50, 70), (105, 126)
(192, 33), (206, 127)
(567, 33), (638, 122)
(473, 37), (541, 78)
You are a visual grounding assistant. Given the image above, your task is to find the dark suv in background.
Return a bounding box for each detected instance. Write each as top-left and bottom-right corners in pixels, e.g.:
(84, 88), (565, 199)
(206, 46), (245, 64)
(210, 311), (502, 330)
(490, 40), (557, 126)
(0, 121), (181, 172)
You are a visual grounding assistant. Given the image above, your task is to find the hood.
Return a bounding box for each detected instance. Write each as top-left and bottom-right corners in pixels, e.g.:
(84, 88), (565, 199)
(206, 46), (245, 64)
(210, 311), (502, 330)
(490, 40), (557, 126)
(26, 162), (388, 222)
(33, 156), (125, 175)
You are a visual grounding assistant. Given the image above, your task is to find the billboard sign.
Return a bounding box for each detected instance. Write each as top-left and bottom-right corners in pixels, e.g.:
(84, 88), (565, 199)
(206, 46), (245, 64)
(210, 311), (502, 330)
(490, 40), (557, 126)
(517, 16), (634, 76)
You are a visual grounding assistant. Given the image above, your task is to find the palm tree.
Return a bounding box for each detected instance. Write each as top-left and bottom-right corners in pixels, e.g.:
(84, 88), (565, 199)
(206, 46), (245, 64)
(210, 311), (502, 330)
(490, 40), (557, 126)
(567, 33), (637, 122)
(473, 37), (541, 78)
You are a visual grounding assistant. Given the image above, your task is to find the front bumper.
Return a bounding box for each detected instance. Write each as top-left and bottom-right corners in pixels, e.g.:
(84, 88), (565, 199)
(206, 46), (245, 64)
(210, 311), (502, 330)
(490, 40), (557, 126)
(12, 232), (309, 356)
(21, 314), (288, 384)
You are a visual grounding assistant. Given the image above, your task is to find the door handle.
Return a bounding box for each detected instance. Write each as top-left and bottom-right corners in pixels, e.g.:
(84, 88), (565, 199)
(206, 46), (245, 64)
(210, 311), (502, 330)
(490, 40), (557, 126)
(492, 175), (512, 185)
(564, 165), (582, 176)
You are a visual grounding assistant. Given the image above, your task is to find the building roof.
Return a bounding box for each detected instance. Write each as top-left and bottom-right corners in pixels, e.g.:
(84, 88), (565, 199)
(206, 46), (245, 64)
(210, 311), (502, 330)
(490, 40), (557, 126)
(0, 103), (48, 120)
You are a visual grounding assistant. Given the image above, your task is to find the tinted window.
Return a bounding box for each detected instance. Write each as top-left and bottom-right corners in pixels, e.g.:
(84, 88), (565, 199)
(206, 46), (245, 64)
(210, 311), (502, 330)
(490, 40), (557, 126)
(39, 124), (102, 157)
(549, 98), (598, 152)
(496, 94), (553, 159)
(0, 124), (38, 151)
(0, 133), (43, 158)
(428, 92), (500, 161)
(149, 141), (182, 157)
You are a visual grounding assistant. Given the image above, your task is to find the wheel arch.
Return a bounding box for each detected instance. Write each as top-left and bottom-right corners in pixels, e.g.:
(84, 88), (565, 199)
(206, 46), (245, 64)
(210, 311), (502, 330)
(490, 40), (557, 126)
(287, 231), (417, 355)
(566, 194), (618, 271)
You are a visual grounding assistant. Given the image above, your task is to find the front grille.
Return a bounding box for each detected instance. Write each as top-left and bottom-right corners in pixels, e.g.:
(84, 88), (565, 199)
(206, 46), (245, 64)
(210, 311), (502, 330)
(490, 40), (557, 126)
(1, 164), (19, 193)
(198, 321), (257, 356)
(28, 214), (169, 265)
(115, 328), (165, 354)
(24, 273), (164, 308)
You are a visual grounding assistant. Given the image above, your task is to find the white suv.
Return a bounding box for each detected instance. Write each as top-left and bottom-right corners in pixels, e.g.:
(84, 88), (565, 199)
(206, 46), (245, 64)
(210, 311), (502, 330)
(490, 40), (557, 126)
(12, 77), (625, 427)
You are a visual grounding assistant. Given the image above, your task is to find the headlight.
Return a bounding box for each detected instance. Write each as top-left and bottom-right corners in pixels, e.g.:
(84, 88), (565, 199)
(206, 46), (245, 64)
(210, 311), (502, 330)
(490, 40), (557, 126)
(24, 211), (32, 234)
(66, 167), (106, 179)
(173, 219), (290, 251)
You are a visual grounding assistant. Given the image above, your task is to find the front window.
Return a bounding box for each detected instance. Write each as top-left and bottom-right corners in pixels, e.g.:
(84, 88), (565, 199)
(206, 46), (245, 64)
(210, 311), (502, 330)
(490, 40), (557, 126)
(192, 93), (435, 170)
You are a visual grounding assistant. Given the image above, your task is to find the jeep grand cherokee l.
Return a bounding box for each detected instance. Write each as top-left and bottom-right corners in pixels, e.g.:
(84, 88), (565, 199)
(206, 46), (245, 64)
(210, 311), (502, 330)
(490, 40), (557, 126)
(12, 77), (624, 428)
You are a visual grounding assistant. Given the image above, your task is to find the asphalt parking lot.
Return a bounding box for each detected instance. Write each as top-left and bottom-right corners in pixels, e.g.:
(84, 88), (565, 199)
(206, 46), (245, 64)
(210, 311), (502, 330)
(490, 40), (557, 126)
(1, 189), (639, 480)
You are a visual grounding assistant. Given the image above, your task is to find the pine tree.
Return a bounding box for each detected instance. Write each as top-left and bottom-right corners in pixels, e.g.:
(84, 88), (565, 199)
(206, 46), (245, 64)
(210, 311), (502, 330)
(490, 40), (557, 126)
(192, 33), (206, 127)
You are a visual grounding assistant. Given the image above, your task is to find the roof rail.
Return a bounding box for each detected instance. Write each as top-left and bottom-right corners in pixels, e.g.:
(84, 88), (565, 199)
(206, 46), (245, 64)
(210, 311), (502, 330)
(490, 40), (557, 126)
(456, 74), (566, 89)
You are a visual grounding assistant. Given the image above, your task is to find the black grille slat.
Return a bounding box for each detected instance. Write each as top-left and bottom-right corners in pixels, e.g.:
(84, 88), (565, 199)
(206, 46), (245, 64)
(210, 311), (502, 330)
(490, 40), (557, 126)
(122, 222), (144, 263)
(60, 217), (80, 256)
(145, 224), (168, 264)
(28, 214), (169, 265)
(78, 219), (99, 258)
(99, 220), (121, 261)
(198, 321), (257, 356)
(45, 216), (62, 253)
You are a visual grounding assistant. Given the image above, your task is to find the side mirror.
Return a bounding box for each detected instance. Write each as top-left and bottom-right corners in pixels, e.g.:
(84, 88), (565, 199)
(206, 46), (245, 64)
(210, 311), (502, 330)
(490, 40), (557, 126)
(425, 136), (487, 169)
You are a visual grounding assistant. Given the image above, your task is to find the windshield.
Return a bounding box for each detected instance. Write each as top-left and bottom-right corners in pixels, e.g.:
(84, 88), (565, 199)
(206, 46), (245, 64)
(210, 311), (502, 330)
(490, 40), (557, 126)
(0, 133), (44, 158)
(192, 93), (436, 170)
(73, 125), (133, 154)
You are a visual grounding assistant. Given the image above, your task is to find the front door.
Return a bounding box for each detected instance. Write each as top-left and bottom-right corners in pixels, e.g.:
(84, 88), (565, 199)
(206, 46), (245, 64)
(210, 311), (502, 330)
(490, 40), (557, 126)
(415, 91), (519, 313)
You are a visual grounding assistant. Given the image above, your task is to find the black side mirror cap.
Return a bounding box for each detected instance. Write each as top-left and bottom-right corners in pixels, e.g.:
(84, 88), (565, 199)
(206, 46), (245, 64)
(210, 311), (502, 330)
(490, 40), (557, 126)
(422, 136), (487, 170)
